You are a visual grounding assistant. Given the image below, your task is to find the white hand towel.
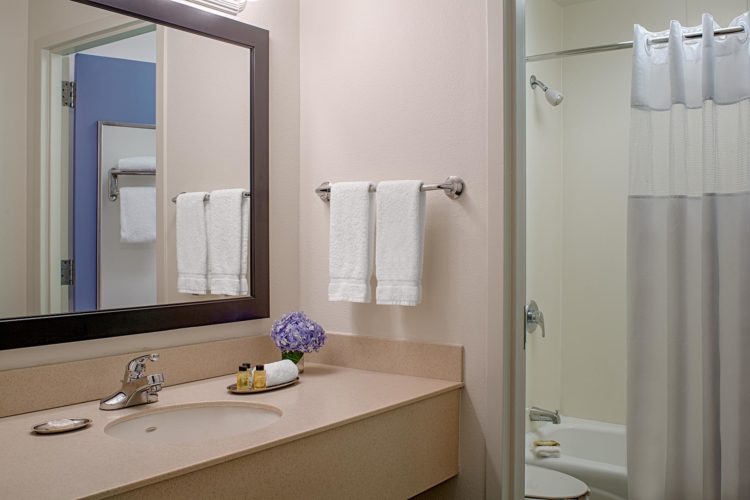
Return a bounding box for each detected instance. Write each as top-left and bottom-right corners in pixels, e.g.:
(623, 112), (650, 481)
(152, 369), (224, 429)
(208, 189), (248, 296)
(375, 180), (426, 306)
(328, 181), (375, 303)
(533, 446), (561, 459)
(264, 359), (299, 387)
(240, 195), (249, 295)
(119, 186), (156, 243)
(176, 192), (209, 294)
(117, 156), (156, 171)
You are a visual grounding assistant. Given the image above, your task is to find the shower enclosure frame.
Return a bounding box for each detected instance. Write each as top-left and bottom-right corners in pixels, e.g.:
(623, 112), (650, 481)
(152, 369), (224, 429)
(501, 0), (527, 499)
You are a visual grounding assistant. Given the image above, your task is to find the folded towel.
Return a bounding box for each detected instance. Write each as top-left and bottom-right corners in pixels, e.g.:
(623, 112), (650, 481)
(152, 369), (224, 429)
(533, 439), (560, 447)
(119, 186), (156, 243)
(176, 192), (209, 294)
(328, 181), (375, 303)
(375, 180), (426, 306)
(265, 359), (299, 387)
(117, 156), (156, 171)
(533, 446), (561, 459)
(208, 189), (248, 296)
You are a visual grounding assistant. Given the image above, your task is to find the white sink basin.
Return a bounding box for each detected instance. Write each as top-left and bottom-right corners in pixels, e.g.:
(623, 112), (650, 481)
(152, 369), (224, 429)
(104, 402), (282, 445)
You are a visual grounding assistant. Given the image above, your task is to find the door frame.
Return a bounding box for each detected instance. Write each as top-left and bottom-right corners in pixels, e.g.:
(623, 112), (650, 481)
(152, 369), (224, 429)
(501, 0), (526, 498)
(36, 19), (155, 315)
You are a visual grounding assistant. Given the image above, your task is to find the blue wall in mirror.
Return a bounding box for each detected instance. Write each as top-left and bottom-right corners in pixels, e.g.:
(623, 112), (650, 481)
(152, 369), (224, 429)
(73, 54), (155, 311)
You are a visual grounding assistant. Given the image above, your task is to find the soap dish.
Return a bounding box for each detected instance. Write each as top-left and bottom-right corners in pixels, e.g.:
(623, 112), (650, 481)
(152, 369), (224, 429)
(33, 418), (91, 434)
(227, 378), (299, 394)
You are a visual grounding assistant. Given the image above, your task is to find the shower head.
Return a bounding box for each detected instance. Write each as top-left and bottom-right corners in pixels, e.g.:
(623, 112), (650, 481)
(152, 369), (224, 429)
(530, 75), (564, 106)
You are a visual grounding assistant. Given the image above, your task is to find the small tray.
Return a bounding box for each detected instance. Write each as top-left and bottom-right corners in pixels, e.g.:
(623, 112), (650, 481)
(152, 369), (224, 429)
(33, 418), (91, 434)
(227, 377), (299, 394)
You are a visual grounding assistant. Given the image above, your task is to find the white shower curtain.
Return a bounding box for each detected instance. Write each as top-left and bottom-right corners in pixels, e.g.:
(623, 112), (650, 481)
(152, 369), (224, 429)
(628, 13), (750, 500)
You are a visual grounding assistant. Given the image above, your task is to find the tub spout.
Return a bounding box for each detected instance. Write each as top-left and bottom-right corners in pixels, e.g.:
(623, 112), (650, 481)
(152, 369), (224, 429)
(529, 406), (561, 424)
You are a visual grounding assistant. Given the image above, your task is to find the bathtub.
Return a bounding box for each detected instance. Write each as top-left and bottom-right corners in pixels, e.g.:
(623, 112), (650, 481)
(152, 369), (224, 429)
(525, 415), (627, 500)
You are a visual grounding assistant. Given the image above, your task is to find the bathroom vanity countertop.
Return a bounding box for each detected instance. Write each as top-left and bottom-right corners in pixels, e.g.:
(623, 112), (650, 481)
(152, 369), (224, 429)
(0, 364), (462, 499)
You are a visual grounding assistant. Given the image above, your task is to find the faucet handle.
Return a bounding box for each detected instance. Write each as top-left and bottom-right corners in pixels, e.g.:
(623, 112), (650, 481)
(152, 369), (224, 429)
(125, 353), (160, 381)
(147, 373), (165, 394)
(525, 300), (546, 338)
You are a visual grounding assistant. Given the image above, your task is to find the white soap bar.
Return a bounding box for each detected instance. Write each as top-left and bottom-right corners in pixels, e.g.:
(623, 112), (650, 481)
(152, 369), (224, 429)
(46, 419), (76, 428)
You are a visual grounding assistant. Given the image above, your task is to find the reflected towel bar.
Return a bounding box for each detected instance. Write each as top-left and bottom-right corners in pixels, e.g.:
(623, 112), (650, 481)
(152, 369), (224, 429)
(171, 191), (251, 203)
(314, 176), (465, 202)
(108, 168), (155, 201)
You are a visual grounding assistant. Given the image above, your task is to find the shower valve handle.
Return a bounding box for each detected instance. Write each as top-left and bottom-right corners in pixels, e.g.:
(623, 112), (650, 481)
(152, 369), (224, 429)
(525, 300), (546, 338)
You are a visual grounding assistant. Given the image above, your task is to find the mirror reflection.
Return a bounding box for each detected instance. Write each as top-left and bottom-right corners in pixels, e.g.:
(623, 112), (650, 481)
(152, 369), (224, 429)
(1, 0), (252, 320)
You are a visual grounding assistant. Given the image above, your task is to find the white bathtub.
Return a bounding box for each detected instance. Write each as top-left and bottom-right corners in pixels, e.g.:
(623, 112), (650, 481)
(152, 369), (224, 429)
(525, 416), (627, 500)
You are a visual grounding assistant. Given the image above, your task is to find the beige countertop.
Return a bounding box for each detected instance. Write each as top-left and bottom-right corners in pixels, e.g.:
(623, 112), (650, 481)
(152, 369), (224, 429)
(0, 364), (461, 499)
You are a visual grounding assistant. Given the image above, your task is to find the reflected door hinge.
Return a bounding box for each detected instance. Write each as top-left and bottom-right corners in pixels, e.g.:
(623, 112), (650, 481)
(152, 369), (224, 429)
(62, 81), (76, 108)
(61, 259), (75, 286)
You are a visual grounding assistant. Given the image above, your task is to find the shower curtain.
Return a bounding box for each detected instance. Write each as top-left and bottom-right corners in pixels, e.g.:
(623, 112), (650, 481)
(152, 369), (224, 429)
(628, 13), (750, 500)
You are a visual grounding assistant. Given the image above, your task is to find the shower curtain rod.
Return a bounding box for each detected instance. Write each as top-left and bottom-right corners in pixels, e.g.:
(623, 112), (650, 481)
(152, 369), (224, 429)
(525, 24), (745, 62)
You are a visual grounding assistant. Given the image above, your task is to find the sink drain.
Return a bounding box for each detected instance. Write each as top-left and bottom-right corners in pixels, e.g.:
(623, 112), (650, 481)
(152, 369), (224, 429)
(145, 426), (157, 433)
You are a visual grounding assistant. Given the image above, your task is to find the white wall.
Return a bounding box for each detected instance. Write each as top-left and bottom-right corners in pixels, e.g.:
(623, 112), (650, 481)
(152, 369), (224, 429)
(157, 26), (252, 304)
(0, 0), (29, 318)
(298, 1), (496, 496)
(526, 0), (750, 425)
(79, 30), (157, 63)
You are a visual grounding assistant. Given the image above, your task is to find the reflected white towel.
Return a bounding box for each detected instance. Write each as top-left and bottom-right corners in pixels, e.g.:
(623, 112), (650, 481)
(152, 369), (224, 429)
(240, 194), (249, 295)
(176, 192), (208, 294)
(117, 156), (156, 171)
(208, 189), (249, 296)
(375, 180), (426, 306)
(328, 182), (375, 303)
(265, 359), (299, 387)
(119, 187), (156, 243)
(533, 446), (561, 458)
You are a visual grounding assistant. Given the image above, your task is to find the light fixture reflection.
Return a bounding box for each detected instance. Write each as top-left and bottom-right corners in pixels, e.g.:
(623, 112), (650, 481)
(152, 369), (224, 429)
(182, 0), (247, 16)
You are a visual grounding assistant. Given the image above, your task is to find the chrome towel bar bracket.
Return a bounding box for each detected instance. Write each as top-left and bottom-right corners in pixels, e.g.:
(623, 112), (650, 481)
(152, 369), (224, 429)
(171, 191), (251, 203)
(108, 168), (156, 201)
(315, 176), (464, 202)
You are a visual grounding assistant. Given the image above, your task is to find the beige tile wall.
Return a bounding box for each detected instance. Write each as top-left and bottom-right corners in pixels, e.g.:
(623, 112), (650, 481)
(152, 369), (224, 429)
(525, 0), (565, 422)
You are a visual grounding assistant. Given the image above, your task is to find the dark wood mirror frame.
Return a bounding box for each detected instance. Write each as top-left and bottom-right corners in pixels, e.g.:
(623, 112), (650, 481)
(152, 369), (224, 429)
(0, 0), (269, 350)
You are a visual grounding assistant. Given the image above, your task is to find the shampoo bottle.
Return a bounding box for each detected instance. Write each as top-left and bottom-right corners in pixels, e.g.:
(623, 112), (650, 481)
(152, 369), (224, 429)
(253, 364), (266, 390)
(237, 365), (249, 391)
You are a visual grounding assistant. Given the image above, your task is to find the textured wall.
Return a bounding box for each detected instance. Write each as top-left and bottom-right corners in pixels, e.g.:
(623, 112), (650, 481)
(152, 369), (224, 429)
(299, 1), (493, 496)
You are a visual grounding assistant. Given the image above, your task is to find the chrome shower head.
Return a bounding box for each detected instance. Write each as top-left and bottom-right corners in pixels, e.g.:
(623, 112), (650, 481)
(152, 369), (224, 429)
(530, 75), (564, 106)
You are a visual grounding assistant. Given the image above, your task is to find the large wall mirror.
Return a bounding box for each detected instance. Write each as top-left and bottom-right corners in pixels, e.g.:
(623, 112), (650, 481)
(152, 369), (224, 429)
(0, 0), (269, 349)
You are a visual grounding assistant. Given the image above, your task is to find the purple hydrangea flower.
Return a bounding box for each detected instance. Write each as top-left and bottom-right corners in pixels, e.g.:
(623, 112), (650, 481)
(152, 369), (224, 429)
(270, 311), (326, 353)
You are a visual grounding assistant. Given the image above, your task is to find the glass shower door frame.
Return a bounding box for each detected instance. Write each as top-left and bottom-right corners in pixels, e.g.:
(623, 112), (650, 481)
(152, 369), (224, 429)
(502, 0), (527, 498)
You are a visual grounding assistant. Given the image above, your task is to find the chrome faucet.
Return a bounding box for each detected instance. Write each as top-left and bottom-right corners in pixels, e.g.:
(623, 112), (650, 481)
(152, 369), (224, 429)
(529, 406), (561, 424)
(100, 353), (164, 411)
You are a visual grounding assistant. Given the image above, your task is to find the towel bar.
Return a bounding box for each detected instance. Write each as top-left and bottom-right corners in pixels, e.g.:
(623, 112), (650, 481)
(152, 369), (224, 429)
(314, 176), (464, 202)
(171, 191), (251, 203)
(108, 168), (156, 201)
